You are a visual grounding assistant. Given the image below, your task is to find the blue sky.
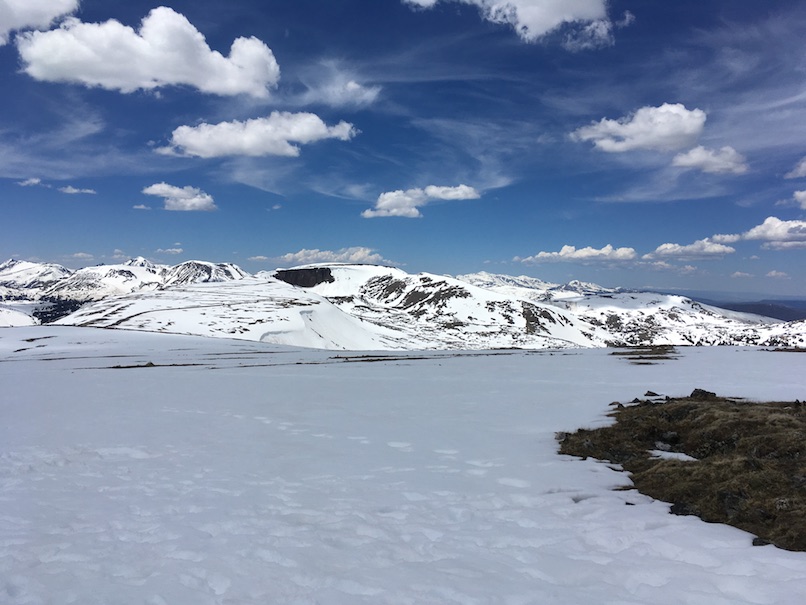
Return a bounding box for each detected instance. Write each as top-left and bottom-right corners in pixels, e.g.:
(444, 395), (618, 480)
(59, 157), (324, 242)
(2, 0), (806, 297)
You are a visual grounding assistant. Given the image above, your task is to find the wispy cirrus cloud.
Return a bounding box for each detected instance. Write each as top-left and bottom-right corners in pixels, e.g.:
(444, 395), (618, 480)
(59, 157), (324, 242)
(784, 157), (806, 179)
(16, 7), (280, 97)
(295, 61), (381, 108)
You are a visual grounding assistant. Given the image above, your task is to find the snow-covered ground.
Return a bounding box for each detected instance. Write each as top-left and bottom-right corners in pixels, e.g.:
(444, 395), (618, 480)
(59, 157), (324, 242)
(2, 326), (805, 604)
(0, 306), (37, 327)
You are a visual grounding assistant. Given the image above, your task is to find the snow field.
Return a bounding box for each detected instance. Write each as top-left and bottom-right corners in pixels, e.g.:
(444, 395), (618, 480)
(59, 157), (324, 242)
(1, 327), (805, 604)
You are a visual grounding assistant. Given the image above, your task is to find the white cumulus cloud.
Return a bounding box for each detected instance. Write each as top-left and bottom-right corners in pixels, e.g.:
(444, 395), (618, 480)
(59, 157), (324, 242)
(571, 103), (706, 153)
(142, 182), (217, 212)
(17, 177), (43, 187)
(404, 0), (609, 44)
(16, 7), (280, 97)
(362, 184), (480, 218)
(643, 238), (735, 260)
(744, 216), (806, 244)
(158, 111), (356, 158)
(515, 244), (636, 263)
(156, 247), (183, 255)
(793, 190), (806, 209)
(766, 270), (789, 279)
(0, 0), (77, 45)
(785, 157), (806, 179)
(59, 185), (96, 194)
(715, 216), (806, 251)
(672, 146), (748, 175)
(271, 247), (393, 266)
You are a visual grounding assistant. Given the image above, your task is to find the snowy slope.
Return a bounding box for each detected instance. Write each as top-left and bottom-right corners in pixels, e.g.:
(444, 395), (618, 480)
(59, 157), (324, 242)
(0, 305), (38, 326)
(282, 264), (609, 349)
(2, 326), (805, 605)
(55, 277), (409, 350)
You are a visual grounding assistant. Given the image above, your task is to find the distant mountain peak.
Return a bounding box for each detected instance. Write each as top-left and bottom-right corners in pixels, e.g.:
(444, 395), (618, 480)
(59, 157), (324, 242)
(124, 257), (157, 270)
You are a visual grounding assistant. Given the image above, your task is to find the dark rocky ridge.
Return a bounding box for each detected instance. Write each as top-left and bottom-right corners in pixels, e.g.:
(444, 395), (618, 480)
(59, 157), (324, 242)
(274, 267), (335, 288)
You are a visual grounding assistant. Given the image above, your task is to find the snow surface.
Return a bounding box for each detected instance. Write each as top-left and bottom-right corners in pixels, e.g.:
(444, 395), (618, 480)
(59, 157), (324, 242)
(54, 278), (409, 350)
(2, 326), (805, 604)
(0, 306), (37, 327)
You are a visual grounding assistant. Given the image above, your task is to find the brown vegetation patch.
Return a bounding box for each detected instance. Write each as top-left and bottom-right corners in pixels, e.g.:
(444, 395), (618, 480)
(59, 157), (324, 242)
(558, 390), (806, 551)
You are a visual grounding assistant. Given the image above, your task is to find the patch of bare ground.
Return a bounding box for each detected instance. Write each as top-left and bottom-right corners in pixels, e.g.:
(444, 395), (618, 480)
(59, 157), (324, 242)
(558, 389), (806, 551)
(609, 345), (680, 364)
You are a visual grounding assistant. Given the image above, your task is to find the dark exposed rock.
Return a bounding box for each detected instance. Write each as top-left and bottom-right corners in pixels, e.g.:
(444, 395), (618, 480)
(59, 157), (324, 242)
(670, 502), (697, 516)
(32, 298), (86, 323)
(690, 388), (717, 400)
(275, 268), (335, 288)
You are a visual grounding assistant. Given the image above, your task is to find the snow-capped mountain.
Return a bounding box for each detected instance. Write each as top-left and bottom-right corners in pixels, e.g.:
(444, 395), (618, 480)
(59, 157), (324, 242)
(53, 266), (605, 351)
(3, 259), (805, 350)
(162, 260), (249, 287)
(0, 259), (72, 295)
(456, 271), (797, 347)
(41, 260), (166, 303)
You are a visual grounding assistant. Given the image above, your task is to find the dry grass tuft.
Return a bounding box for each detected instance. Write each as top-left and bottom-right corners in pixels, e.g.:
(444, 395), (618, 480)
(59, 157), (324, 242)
(558, 391), (806, 551)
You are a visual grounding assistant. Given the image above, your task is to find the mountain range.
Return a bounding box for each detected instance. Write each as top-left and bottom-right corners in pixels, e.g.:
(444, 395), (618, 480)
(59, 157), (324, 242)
(1, 258), (804, 350)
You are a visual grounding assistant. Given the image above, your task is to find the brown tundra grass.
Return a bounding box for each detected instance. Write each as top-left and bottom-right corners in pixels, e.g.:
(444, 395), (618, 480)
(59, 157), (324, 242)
(558, 390), (806, 551)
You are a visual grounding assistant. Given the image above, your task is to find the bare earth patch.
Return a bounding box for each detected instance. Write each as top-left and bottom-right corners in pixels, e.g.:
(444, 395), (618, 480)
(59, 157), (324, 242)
(558, 389), (806, 551)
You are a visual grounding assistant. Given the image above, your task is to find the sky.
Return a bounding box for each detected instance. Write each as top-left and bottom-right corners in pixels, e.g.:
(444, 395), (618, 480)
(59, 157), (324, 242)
(1, 0), (806, 298)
